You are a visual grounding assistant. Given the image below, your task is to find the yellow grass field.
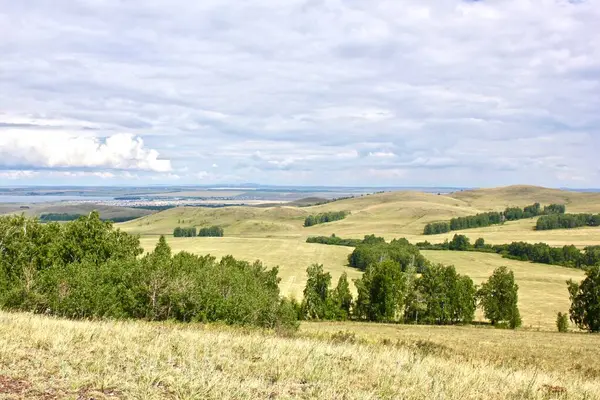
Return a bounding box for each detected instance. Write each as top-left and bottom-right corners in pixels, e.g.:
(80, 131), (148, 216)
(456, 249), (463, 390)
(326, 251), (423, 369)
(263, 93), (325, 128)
(1, 311), (599, 399)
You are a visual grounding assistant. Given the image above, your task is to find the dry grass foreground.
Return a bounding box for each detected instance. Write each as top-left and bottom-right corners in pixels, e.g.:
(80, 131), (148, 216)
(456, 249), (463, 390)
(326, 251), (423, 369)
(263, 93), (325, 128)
(1, 311), (600, 399)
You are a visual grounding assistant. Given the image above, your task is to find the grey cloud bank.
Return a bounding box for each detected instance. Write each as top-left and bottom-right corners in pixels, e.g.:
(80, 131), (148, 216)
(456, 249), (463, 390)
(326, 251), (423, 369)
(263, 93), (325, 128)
(1, 0), (599, 186)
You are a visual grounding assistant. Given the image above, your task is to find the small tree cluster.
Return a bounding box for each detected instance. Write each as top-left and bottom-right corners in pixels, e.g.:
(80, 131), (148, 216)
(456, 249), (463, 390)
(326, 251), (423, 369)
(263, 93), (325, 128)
(304, 211), (349, 227)
(198, 226), (224, 237)
(406, 264), (476, 325)
(173, 227), (197, 237)
(301, 264), (352, 320)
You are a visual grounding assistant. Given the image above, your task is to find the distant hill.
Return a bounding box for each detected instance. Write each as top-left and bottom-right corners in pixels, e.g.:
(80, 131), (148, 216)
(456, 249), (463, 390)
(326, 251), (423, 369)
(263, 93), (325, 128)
(119, 185), (600, 241)
(0, 203), (155, 221)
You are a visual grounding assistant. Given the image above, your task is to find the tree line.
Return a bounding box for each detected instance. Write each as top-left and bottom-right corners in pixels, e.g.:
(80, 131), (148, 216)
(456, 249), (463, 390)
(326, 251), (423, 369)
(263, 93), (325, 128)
(417, 234), (600, 269)
(39, 213), (139, 223)
(536, 213), (600, 230)
(173, 226), (224, 237)
(300, 261), (521, 328)
(306, 234), (384, 247)
(0, 213), (296, 329)
(303, 235), (598, 331)
(304, 211), (349, 227)
(423, 203), (566, 235)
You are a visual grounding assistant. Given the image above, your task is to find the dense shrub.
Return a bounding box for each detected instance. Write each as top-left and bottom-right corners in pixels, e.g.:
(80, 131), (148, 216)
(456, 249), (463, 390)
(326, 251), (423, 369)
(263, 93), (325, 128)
(567, 266), (600, 332)
(0, 213), (296, 330)
(173, 227), (197, 237)
(304, 211), (349, 227)
(198, 226), (224, 237)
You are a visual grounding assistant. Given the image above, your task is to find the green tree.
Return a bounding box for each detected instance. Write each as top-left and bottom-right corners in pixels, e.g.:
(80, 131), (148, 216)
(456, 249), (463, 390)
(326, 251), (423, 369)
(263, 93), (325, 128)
(474, 238), (486, 249)
(567, 265), (600, 332)
(332, 272), (353, 319)
(478, 266), (521, 328)
(449, 234), (470, 251)
(354, 260), (408, 322)
(409, 264), (476, 325)
(302, 264), (334, 320)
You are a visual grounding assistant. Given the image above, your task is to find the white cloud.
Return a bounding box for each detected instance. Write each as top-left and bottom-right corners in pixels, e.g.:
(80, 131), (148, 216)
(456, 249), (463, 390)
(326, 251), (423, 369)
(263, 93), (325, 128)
(0, 132), (171, 172)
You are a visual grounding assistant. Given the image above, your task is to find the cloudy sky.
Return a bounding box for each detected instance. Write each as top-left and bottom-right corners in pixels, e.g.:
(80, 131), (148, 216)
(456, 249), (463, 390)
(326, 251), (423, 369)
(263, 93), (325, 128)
(1, 0), (599, 187)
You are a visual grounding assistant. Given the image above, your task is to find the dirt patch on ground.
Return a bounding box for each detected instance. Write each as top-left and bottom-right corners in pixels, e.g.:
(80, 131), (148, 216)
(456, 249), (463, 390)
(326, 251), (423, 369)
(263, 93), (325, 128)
(0, 375), (122, 399)
(0, 375), (30, 397)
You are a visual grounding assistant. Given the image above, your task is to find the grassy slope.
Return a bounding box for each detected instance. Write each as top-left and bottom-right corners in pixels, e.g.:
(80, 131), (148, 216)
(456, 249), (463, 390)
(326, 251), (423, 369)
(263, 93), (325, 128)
(120, 185), (600, 240)
(1, 311), (599, 399)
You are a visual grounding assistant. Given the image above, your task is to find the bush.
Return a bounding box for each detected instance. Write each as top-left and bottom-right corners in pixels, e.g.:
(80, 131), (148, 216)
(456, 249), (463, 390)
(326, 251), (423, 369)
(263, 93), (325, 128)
(0, 214), (296, 330)
(556, 312), (569, 332)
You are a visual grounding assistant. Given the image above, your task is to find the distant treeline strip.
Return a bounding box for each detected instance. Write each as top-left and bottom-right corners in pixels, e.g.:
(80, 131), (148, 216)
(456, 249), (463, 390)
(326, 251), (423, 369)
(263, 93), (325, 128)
(306, 234), (384, 247)
(304, 211), (349, 227)
(173, 226), (224, 237)
(417, 234), (600, 270)
(536, 213), (600, 230)
(423, 203), (566, 235)
(40, 213), (140, 223)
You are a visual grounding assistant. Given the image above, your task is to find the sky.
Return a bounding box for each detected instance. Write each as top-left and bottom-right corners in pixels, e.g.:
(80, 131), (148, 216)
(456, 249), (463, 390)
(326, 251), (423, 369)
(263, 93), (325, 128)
(1, 0), (599, 188)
